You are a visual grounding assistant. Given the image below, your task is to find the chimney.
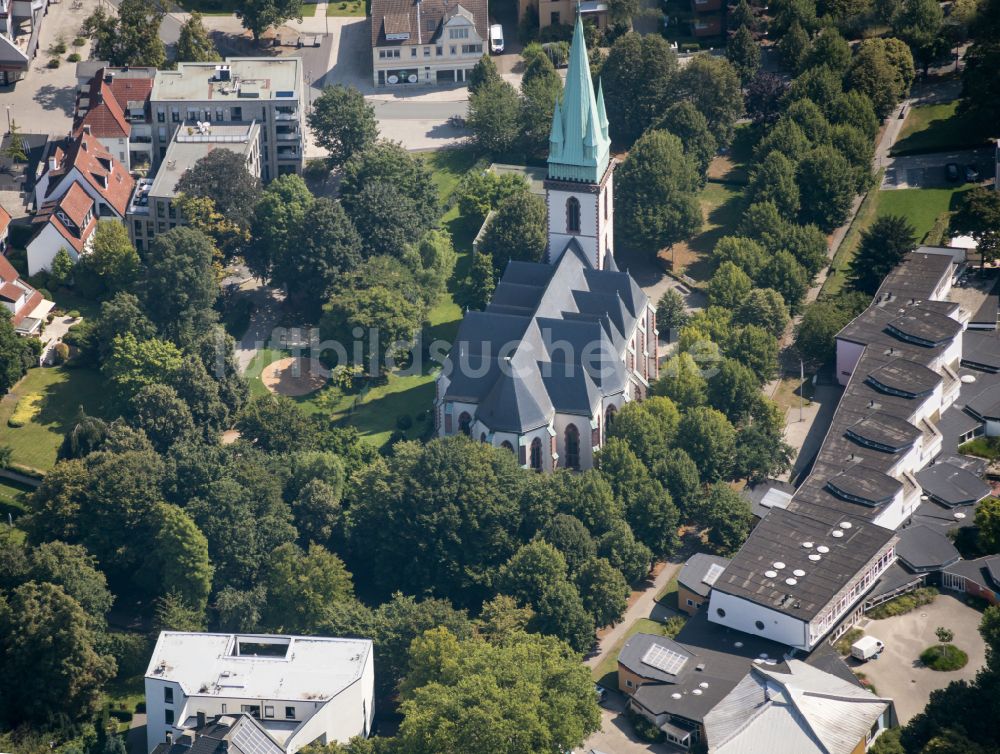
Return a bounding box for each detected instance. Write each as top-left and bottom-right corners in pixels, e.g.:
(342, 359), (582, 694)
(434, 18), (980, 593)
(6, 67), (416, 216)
(165, 732), (173, 746)
(104, 70), (114, 84)
(83, 124), (91, 135)
(48, 156), (58, 172)
(196, 711), (207, 729)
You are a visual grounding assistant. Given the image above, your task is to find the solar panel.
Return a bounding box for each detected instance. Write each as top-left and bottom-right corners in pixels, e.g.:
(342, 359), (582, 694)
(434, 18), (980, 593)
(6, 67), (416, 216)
(702, 563), (725, 586)
(641, 644), (688, 675)
(230, 719), (283, 754)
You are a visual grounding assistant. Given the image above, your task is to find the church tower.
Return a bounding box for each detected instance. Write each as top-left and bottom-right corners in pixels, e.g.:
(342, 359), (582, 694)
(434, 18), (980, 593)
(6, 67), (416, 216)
(546, 14), (615, 270)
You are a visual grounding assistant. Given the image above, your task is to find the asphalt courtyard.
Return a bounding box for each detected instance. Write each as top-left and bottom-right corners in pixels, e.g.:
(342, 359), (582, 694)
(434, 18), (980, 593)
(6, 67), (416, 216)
(850, 592), (987, 723)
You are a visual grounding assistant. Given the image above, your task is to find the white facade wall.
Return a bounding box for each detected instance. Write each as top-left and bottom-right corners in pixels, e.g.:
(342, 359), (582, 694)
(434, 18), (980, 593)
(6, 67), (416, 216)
(546, 174), (614, 270)
(26, 223), (87, 275)
(707, 590), (809, 649)
(285, 652), (375, 751)
(98, 135), (130, 170)
(836, 339), (866, 385)
(372, 15), (483, 87)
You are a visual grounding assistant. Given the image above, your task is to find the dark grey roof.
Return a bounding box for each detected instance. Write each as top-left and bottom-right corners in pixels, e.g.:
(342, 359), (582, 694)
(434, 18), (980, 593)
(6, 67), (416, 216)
(866, 359), (941, 398)
(895, 525), (961, 571)
(886, 307), (963, 347)
(826, 466), (903, 507)
(627, 612), (793, 724)
(966, 383), (1000, 421)
(677, 553), (731, 597)
(743, 479), (797, 519)
(874, 251), (955, 303)
(962, 331), (1000, 371)
(915, 461), (991, 507)
(619, 633), (693, 683)
(845, 412), (921, 452)
(910, 499), (978, 531)
(867, 561), (924, 600)
(442, 239), (647, 433)
(944, 555), (1000, 591)
(714, 507), (896, 620)
(970, 276), (1000, 327)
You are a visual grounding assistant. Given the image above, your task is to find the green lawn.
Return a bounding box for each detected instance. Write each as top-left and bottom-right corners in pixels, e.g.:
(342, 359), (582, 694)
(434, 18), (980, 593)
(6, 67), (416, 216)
(327, 0), (365, 15)
(823, 184), (972, 296)
(0, 367), (111, 472)
(0, 478), (32, 519)
(892, 101), (990, 156)
(592, 618), (665, 687)
(245, 146), (482, 447)
(668, 182), (745, 284)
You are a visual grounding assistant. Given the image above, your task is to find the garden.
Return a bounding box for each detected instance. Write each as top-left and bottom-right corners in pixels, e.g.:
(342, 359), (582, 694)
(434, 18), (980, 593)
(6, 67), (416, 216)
(892, 101), (991, 156)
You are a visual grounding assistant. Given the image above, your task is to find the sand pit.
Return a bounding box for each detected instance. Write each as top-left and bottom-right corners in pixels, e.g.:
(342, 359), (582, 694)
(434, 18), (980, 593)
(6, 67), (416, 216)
(261, 356), (328, 397)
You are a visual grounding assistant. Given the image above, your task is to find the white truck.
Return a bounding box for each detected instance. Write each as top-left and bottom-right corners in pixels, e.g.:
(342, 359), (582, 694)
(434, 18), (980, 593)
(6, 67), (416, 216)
(851, 635), (885, 661)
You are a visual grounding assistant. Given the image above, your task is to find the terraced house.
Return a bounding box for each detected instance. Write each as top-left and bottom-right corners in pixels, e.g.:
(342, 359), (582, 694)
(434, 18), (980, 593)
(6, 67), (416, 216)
(435, 16), (657, 470)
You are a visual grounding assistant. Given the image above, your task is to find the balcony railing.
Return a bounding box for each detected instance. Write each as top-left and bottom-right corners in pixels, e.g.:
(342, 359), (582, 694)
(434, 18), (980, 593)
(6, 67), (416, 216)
(275, 111), (298, 120)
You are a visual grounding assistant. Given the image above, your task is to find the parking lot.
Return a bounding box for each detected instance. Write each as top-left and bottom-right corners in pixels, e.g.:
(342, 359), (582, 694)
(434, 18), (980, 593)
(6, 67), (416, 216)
(881, 146), (996, 190)
(850, 592), (987, 723)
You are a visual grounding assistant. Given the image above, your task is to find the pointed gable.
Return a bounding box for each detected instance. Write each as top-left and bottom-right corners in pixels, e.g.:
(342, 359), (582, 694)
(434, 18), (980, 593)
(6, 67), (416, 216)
(547, 14), (611, 184)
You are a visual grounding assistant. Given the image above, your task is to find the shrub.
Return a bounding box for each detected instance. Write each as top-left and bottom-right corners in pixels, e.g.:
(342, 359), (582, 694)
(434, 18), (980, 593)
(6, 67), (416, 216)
(395, 414), (413, 431)
(8, 393), (42, 428)
(662, 615), (687, 639)
(935, 626), (954, 642)
(52, 342), (70, 365)
(834, 627), (864, 655)
(50, 38), (67, 55)
(959, 437), (1000, 460)
(303, 158), (330, 181)
(46, 57), (60, 68)
(628, 709), (664, 743)
(108, 708), (131, 723)
(66, 310), (81, 319)
(866, 587), (937, 619)
(73, 36), (86, 46)
(920, 643), (968, 671)
(67, 53), (81, 63)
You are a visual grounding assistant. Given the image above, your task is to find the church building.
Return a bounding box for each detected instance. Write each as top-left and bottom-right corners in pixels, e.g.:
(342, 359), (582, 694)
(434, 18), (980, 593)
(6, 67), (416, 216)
(434, 15), (658, 470)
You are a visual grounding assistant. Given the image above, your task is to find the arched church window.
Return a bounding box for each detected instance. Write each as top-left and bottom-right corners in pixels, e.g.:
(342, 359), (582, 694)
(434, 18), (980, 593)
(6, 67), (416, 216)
(530, 438), (543, 471)
(566, 197), (581, 233)
(501, 440), (514, 453)
(605, 405), (616, 431)
(459, 412), (472, 436)
(565, 424), (580, 470)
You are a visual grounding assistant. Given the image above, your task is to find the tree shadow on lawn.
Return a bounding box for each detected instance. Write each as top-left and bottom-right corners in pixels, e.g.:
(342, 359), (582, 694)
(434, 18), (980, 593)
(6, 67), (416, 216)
(33, 367), (112, 438)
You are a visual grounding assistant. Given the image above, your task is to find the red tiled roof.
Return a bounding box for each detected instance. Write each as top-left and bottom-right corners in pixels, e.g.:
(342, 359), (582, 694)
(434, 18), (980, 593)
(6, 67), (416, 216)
(107, 74), (153, 113)
(43, 130), (135, 217)
(0, 252), (42, 327)
(74, 78), (131, 139)
(0, 204), (10, 234)
(33, 184), (97, 254)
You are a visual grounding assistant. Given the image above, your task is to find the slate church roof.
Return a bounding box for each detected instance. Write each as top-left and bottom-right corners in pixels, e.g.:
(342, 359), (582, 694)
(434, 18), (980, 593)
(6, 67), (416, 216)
(442, 240), (648, 433)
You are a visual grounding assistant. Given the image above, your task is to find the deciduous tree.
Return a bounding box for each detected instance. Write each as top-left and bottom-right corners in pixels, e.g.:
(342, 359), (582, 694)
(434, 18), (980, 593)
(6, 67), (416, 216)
(616, 130), (701, 255)
(308, 85), (379, 167)
(81, 0), (165, 67)
(467, 78), (522, 155)
(176, 149), (261, 229)
(176, 11), (219, 62)
(237, 0), (303, 42)
(676, 54), (744, 146)
(480, 192), (548, 272)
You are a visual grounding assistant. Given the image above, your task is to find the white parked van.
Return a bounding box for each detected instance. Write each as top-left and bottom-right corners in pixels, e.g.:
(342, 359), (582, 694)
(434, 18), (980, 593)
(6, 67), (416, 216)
(489, 24), (504, 54)
(851, 636), (885, 661)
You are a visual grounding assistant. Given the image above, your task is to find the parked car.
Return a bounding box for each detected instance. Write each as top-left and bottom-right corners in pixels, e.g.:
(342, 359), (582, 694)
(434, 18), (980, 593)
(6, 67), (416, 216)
(489, 24), (504, 54)
(851, 636), (885, 662)
(966, 164), (980, 182)
(945, 162), (960, 182)
(595, 684), (608, 703)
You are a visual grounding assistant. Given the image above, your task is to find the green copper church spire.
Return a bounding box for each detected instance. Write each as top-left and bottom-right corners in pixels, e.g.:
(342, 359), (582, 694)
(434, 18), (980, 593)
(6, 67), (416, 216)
(547, 13), (611, 183)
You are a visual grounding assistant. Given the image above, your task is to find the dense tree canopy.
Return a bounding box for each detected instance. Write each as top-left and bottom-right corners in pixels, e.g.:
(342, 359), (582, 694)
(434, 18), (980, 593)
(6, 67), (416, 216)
(81, 0), (166, 67)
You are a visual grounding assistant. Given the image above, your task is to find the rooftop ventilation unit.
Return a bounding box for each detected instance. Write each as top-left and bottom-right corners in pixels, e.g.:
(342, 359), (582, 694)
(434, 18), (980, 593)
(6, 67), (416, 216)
(214, 65), (232, 82)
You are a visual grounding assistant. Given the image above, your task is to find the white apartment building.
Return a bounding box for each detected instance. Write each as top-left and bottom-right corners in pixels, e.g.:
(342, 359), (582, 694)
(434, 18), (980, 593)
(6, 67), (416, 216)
(144, 632), (374, 754)
(149, 58), (304, 181)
